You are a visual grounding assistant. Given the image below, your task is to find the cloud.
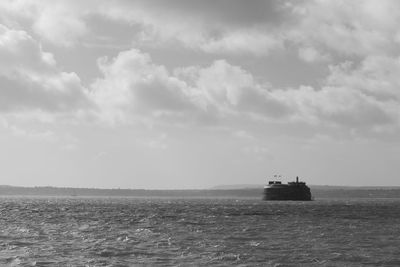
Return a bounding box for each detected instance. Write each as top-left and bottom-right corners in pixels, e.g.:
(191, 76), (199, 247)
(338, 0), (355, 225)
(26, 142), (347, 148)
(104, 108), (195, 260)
(322, 57), (400, 128)
(0, 24), (55, 73)
(298, 46), (330, 63)
(2, 0), (400, 60)
(327, 57), (400, 102)
(0, 24), (92, 113)
(91, 49), (201, 123)
(0, 0), (92, 47)
(100, 2), (285, 56)
(200, 30), (283, 56)
(0, 0), (286, 55)
(32, 3), (89, 47)
(287, 0), (400, 58)
(91, 49), (293, 124)
(89, 45), (400, 139)
(195, 60), (292, 117)
(291, 86), (396, 128)
(272, 56), (400, 135)
(1, 0), (399, 140)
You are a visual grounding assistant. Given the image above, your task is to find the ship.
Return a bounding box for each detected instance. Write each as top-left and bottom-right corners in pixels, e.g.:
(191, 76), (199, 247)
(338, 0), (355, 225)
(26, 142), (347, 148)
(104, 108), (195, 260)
(263, 176), (312, 201)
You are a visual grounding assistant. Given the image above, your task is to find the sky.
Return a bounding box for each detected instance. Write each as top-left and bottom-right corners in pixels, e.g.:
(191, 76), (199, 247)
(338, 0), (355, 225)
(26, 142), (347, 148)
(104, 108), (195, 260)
(0, 0), (399, 189)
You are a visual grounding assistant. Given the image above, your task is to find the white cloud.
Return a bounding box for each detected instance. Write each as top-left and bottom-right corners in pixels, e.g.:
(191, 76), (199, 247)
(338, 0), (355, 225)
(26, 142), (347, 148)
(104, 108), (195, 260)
(288, 0), (400, 57)
(91, 49), (294, 125)
(0, 24), (55, 73)
(89, 45), (400, 139)
(200, 29), (282, 56)
(297, 86), (396, 128)
(91, 49), (201, 123)
(195, 60), (292, 118)
(196, 60), (254, 107)
(327, 57), (400, 101)
(298, 46), (330, 63)
(0, 0), (399, 141)
(32, 3), (88, 47)
(0, 24), (92, 113)
(102, 4), (284, 56)
(1, 1), (285, 55)
(1, 0), (400, 60)
(270, 56), (400, 135)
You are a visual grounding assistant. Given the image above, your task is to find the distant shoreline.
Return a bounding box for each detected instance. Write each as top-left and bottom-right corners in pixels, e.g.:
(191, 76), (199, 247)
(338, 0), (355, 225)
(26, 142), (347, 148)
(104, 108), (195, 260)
(1, 185), (400, 199)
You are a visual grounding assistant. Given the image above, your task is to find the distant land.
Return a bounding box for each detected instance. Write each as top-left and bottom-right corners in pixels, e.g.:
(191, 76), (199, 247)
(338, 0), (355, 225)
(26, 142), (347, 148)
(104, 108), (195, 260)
(1, 185), (400, 199)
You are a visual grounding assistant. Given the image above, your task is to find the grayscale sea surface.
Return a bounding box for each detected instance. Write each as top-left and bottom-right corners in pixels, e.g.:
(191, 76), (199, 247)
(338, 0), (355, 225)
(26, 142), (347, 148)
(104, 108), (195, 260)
(0, 197), (399, 266)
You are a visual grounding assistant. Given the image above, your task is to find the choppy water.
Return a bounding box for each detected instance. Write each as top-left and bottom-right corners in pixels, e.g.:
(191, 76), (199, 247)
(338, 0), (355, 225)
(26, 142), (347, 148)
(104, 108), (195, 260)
(0, 197), (399, 266)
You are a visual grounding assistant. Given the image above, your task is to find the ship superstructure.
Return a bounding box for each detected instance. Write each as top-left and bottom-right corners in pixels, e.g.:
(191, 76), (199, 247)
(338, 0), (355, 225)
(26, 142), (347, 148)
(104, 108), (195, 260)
(263, 176), (312, 201)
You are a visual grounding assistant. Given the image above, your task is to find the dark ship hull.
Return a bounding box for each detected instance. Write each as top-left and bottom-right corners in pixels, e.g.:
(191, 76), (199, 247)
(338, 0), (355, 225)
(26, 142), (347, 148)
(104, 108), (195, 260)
(263, 177), (312, 201)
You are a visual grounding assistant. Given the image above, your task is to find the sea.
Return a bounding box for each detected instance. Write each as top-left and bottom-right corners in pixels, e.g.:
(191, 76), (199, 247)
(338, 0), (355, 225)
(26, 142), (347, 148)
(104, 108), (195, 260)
(0, 197), (399, 266)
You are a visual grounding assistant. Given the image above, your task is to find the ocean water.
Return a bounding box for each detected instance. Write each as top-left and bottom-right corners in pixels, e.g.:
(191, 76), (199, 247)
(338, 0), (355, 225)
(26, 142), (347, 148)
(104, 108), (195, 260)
(0, 197), (399, 266)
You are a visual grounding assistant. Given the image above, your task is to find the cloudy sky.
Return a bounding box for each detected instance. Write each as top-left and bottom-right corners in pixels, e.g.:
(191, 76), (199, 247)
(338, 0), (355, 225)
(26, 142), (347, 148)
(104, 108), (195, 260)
(0, 0), (399, 189)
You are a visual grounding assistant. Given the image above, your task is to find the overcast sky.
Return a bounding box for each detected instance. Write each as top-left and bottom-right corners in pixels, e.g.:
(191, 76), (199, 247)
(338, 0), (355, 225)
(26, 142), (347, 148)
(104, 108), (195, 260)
(0, 0), (399, 189)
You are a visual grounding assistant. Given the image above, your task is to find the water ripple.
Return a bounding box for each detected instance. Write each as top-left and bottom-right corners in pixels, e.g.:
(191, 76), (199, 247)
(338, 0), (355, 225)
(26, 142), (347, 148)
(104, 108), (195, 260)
(0, 197), (399, 266)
